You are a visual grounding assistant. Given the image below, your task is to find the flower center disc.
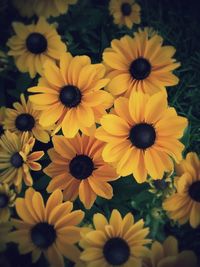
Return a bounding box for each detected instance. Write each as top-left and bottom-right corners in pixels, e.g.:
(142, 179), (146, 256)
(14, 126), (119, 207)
(0, 125), (4, 136)
(130, 58), (151, 80)
(15, 113), (35, 131)
(103, 237), (130, 265)
(69, 155), (94, 180)
(10, 152), (23, 168)
(26, 33), (48, 54)
(153, 179), (169, 190)
(129, 123), (156, 149)
(31, 222), (56, 249)
(59, 85), (82, 108)
(121, 3), (132, 16)
(189, 181), (200, 202)
(0, 193), (9, 208)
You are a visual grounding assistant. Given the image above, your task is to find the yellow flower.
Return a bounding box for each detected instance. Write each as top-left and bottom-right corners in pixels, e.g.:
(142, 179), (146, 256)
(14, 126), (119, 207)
(148, 173), (175, 198)
(44, 134), (118, 209)
(9, 188), (84, 267)
(0, 107), (5, 138)
(0, 183), (16, 222)
(103, 29), (180, 97)
(109, 0), (141, 29)
(96, 91), (187, 183)
(4, 94), (52, 143)
(28, 52), (113, 138)
(7, 17), (66, 78)
(0, 222), (12, 252)
(163, 152), (200, 228)
(80, 209), (151, 267)
(0, 131), (44, 192)
(142, 236), (198, 267)
(13, 0), (78, 18)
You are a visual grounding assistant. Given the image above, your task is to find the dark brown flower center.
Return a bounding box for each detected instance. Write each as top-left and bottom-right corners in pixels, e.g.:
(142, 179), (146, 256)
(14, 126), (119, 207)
(153, 179), (169, 190)
(59, 85), (82, 108)
(26, 33), (47, 54)
(15, 113), (35, 131)
(103, 237), (130, 265)
(31, 222), (56, 249)
(189, 181), (200, 202)
(10, 152), (23, 168)
(129, 123), (156, 149)
(130, 58), (151, 80)
(0, 193), (9, 208)
(121, 3), (132, 16)
(0, 125), (4, 136)
(69, 155), (94, 180)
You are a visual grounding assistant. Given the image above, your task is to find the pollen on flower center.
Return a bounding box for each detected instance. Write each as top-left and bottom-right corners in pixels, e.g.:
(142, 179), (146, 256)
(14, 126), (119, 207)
(15, 113), (35, 131)
(26, 32), (48, 54)
(31, 222), (56, 249)
(69, 155), (94, 180)
(0, 193), (9, 208)
(10, 152), (24, 168)
(0, 125), (4, 136)
(59, 85), (82, 108)
(130, 57), (151, 80)
(189, 181), (200, 202)
(121, 3), (132, 16)
(103, 237), (130, 265)
(129, 123), (156, 149)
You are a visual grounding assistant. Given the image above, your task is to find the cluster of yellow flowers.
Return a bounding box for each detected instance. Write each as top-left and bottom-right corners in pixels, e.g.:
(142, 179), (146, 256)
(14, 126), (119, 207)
(0, 0), (199, 267)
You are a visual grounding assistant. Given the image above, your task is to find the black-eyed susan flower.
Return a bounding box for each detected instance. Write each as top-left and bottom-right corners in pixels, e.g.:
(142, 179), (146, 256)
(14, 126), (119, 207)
(163, 152), (200, 228)
(28, 52), (113, 138)
(109, 0), (141, 29)
(96, 91), (187, 183)
(142, 236), (198, 267)
(7, 17), (66, 78)
(0, 107), (5, 138)
(4, 94), (52, 143)
(103, 29), (180, 97)
(0, 222), (12, 252)
(44, 134), (118, 209)
(13, 0), (78, 18)
(9, 188), (84, 267)
(0, 183), (16, 222)
(80, 209), (151, 267)
(0, 131), (44, 192)
(148, 173), (174, 198)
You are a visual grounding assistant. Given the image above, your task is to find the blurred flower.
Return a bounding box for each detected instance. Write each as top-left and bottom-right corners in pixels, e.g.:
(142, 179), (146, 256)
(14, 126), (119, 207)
(0, 131), (44, 192)
(7, 17), (66, 78)
(0, 222), (12, 252)
(103, 29), (180, 97)
(142, 236), (198, 267)
(96, 91), (187, 183)
(44, 134), (118, 209)
(9, 188), (84, 267)
(13, 0), (78, 18)
(4, 94), (52, 143)
(0, 51), (8, 72)
(80, 209), (151, 267)
(0, 183), (16, 222)
(163, 152), (200, 228)
(109, 0), (141, 29)
(148, 173), (174, 198)
(28, 52), (113, 138)
(0, 107), (6, 138)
